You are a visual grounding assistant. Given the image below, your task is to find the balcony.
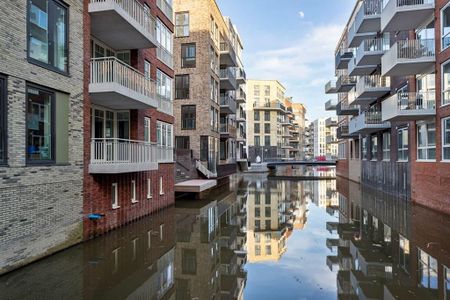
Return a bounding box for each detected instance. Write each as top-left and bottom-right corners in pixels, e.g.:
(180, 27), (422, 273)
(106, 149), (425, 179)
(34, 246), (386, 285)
(220, 41), (238, 67)
(382, 91), (436, 122)
(336, 75), (357, 93)
(89, 57), (158, 109)
(326, 135), (338, 144)
(236, 88), (246, 103)
(381, 39), (435, 76)
(335, 49), (354, 70)
(236, 68), (246, 84)
(236, 110), (246, 122)
(349, 38), (389, 76)
(220, 68), (237, 90)
(336, 102), (359, 116)
(253, 101), (284, 111)
(157, 46), (173, 69)
(381, 0), (435, 32)
(325, 99), (337, 111)
(89, 138), (158, 174)
(220, 94), (237, 114)
(348, 57), (377, 76)
(353, 0), (383, 33)
(325, 117), (338, 127)
(353, 75), (390, 105)
(220, 123), (237, 138)
(349, 111), (391, 134)
(325, 80), (338, 94)
(156, 0), (173, 22)
(158, 97), (173, 116)
(89, 0), (158, 50)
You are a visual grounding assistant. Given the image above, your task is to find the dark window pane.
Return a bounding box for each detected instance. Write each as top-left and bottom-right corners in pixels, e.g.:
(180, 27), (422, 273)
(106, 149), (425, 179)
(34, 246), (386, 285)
(181, 43), (196, 68)
(181, 105), (195, 129)
(175, 75), (190, 99)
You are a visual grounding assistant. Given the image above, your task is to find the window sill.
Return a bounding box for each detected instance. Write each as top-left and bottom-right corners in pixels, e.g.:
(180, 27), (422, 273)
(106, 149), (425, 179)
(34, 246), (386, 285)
(397, 160), (408, 163)
(112, 205), (120, 210)
(27, 58), (69, 77)
(416, 160), (436, 163)
(441, 102), (450, 108)
(131, 200), (138, 204)
(147, 196), (153, 200)
(441, 160), (450, 163)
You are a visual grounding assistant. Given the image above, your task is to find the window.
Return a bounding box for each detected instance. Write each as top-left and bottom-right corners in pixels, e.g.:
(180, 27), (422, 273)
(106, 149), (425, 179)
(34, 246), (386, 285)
(264, 124), (270, 134)
(112, 183), (119, 209)
(175, 136), (190, 149)
(147, 178), (152, 199)
(445, 266), (450, 300)
(181, 105), (196, 130)
(200, 136), (208, 161)
(159, 176), (164, 195)
(255, 207), (260, 217)
(265, 136), (270, 146)
(144, 117), (151, 143)
(26, 85), (55, 164)
(131, 180), (137, 203)
(254, 111), (260, 121)
(254, 124), (260, 134)
(157, 121), (173, 149)
(255, 192), (260, 204)
(144, 60), (151, 80)
(157, 69), (172, 102)
(362, 137), (368, 160)
(210, 77), (218, 102)
(182, 249), (197, 275)
(442, 4), (450, 50)
(443, 61), (450, 106)
(443, 117), (450, 160)
(371, 135), (378, 160)
(265, 207), (271, 217)
(0, 76), (6, 165)
(181, 43), (196, 68)
(175, 12), (189, 37)
(264, 111), (270, 121)
(255, 245), (261, 256)
(255, 136), (260, 147)
(175, 75), (189, 99)
(418, 248), (438, 289)
(265, 220), (271, 229)
(417, 121), (436, 160)
(156, 19), (172, 53)
(265, 245), (272, 255)
(28, 0), (68, 73)
(383, 132), (391, 161)
(398, 128), (409, 161)
(264, 85), (270, 96)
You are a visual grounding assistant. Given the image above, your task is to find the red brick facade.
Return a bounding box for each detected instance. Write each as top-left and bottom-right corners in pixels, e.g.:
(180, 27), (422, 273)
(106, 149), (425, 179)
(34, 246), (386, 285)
(83, 0), (175, 239)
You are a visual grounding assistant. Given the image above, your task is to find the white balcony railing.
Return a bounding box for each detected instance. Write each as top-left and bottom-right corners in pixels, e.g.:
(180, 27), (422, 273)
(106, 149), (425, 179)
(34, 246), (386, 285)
(90, 57), (157, 103)
(381, 0), (435, 32)
(382, 91), (436, 121)
(158, 97), (173, 116)
(156, 0), (173, 22)
(157, 46), (173, 69)
(354, 0), (383, 32)
(157, 146), (174, 163)
(89, 0), (157, 41)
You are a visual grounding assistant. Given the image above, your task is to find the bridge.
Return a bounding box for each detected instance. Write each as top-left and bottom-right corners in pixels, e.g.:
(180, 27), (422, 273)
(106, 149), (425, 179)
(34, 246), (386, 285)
(265, 160), (336, 169)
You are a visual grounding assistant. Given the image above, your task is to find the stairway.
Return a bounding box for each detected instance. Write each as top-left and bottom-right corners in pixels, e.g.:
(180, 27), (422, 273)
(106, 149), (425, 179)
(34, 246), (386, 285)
(196, 161), (217, 179)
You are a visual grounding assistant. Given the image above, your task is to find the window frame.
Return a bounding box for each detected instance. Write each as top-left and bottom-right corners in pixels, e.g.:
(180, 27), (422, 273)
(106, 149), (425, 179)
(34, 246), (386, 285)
(442, 117), (450, 162)
(441, 59), (450, 107)
(441, 2), (450, 51)
(181, 105), (196, 130)
(175, 11), (189, 37)
(26, 83), (56, 165)
(181, 43), (196, 68)
(416, 121), (436, 161)
(370, 135), (378, 161)
(144, 117), (151, 143)
(397, 127), (409, 162)
(0, 75), (7, 166)
(175, 74), (190, 99)
(27, 0), (69, 75)
(382, 132), (391, 161)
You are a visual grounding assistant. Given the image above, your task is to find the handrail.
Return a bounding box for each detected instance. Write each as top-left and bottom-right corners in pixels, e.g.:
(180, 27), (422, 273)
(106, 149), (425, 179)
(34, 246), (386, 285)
(396, 91), (435, 110)
(395, 0), (434, 7)
(90, 0), (156, 37)
(90, 57), (157, 98)
(395, 39), (435, 59)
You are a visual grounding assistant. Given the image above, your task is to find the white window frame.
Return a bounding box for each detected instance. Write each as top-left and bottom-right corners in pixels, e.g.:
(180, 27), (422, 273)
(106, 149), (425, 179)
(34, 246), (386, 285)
(417, 121), (436, 161)
(112, 183), (119, 209)
(441, 2), (450, 51)
(371, 135), (378, 161)
(445, 265), (450, 299)
(383, 132), (391, 161)
(131, 180), (137, 203)
(147, 178), (153, 199)
(418, 248), (438, 289)
(175, 12), (189, 37)
(144, 117), (151, 143)
(156, 69), (173, 102)
(397, 128), (409, 162)
(159, 176), (164, 195)
(144, 60), (151, 80)
(443, 117), (450, 162)
(156, 18), (173, 54)
(441, 59), (450, 107)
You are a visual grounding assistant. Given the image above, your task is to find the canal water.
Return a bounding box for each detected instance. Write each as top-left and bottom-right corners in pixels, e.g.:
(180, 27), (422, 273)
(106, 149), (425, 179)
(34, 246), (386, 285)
(1, 166), (449, 299)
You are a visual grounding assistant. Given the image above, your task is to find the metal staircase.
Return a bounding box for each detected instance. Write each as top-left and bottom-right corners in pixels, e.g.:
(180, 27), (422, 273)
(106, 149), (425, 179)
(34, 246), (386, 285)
(195, 161), (217, 179)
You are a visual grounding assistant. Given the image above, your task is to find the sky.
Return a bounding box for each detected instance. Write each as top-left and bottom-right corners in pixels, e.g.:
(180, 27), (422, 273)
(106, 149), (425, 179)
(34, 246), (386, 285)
(217, 0), (355, 122)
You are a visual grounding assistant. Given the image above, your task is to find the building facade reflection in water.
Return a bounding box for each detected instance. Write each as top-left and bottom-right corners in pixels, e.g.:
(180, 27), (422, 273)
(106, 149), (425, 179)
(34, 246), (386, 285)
(329, 178), (450, 300)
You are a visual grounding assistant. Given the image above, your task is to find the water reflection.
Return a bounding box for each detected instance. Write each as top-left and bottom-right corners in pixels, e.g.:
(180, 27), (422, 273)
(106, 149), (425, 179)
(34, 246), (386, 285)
(271, 165), (336, 178)
(1, 173), (450, 299)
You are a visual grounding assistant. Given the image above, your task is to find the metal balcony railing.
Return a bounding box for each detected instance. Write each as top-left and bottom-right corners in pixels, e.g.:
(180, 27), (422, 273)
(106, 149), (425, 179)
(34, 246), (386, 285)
(90, 138), (158, 165)
(220, 68), (236, 81)
(365, 109), (383, 124)
(157, 46), (173, 69)
(359, 75), (390, 89)
(396, 91), (435, 111)
(90, 57), (156, 98)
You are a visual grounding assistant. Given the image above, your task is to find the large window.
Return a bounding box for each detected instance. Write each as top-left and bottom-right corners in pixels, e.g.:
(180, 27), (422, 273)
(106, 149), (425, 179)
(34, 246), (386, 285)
(264, 124), (270, 134)
(443, 61), (450, 106)
(398, 128), (409, 161)
(181, 43), (196, 68)
(210, 77), (218, 102)
(26, 85), (55, 163)
(157, 121), (173, 149)
(362, 137), (368, 160)
(175, 136), (189, 149)
(255, 136), (260, 147)
(265, 136), (270, 146)
(264, 111), (270, 121)
(156, 19), (172, 53)
(442, 3), (450, 50)
(175, 12), (189, 37)
(0, 76), (6, 165)
(175, 75), (189, 99)
(157, 69), (172, 102)
(443, 117), (450, 161)
(417, 121), (436, 160)
(418, 248), (438, 290)
(383, 132), (391, 161)
(28, 0), (68, 73)
(181, 105), (196, 130)
(371, 135), (378, 160)
(254, 124), (260, 134)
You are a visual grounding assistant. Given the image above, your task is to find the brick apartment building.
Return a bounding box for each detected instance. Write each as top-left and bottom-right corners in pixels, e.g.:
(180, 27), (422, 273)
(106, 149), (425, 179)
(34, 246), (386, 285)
(0, 0), (84, 274)
(327, 0), (450, 213)
(172, 0), (247, 181)
(83, 0), (175, 238)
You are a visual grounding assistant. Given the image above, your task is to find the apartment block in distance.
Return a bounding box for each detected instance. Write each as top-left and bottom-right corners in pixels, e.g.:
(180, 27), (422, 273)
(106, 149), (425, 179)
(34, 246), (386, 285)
(282, 98), (308, 160)
(84, 0), (175, 238)
(0, 0), (84, 274)
(311, 118), (338, 160)
(326, 0), (450, 213)
(172, 0), (246, 181)
(246, 80), (288, 162)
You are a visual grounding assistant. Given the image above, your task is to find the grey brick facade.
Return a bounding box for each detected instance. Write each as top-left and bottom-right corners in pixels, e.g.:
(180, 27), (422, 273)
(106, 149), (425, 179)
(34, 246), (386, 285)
(0, 0), (84, 274)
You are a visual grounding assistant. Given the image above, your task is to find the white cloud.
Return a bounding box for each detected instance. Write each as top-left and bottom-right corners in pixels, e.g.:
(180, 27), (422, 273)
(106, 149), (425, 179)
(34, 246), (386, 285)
(298, 11), (305, 18)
